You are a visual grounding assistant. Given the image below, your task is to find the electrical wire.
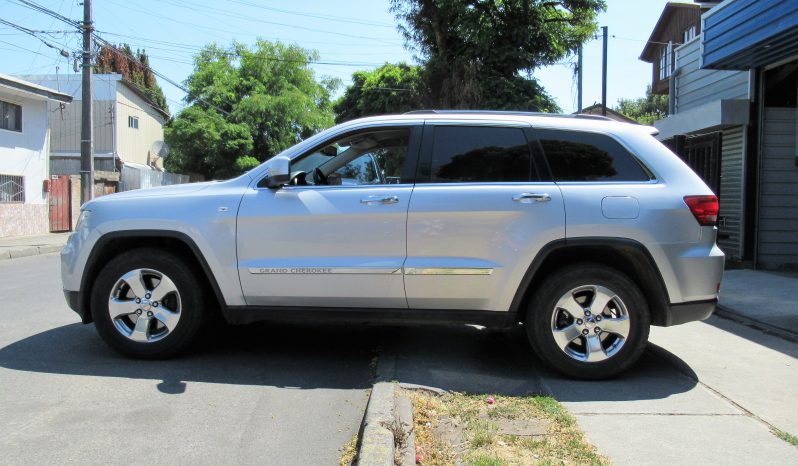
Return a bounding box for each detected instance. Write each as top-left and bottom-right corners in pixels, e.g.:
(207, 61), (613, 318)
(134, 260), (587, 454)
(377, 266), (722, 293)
(10, 0), (81, 30)
(0, 18), (70, 55)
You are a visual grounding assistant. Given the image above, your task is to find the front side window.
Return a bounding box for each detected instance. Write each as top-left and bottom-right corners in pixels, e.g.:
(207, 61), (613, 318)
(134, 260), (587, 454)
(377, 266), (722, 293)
(538, 129), (651, 182)
(0, 100), (22, 132)
(128, 116), (139, 129)
(289, 128), (411, 186)
(427, 126), (533, 183)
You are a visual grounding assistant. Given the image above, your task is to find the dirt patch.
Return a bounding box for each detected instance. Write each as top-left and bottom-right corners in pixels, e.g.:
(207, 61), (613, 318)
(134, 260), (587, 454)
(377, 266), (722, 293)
(406, 389), (608, 465)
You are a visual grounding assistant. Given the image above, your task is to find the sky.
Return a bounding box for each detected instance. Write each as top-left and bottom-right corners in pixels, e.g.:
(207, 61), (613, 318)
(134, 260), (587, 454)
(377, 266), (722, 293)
(0, 0), (672, 115)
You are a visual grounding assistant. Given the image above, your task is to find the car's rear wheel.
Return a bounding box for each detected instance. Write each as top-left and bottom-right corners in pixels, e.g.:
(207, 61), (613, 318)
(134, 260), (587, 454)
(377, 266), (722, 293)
(91, 248), (207, 358)
(526, 263), (650, 379)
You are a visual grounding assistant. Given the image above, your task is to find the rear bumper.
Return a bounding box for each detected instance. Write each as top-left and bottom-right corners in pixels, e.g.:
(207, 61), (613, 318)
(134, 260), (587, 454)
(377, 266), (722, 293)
(63, 289), (91, 324)
(662, 299), (716, 326)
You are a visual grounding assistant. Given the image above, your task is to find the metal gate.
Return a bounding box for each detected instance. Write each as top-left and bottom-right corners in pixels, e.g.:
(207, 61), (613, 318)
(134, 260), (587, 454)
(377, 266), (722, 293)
(667, 132), (722, 195)
(49, 175), (71, 232)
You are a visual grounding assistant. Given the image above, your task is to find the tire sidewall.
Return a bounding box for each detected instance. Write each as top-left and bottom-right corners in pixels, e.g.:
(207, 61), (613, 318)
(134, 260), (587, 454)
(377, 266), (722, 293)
(91, 248), (205, 358)
(527, 264), (650, 380)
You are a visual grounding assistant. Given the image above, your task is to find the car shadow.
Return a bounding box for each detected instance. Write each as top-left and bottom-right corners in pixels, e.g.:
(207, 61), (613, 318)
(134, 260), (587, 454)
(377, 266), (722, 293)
(705, 314), (798, 358)
(1, 321), (699, 402)
(378, 325), (699, 402)
(0, 322), (382, 394)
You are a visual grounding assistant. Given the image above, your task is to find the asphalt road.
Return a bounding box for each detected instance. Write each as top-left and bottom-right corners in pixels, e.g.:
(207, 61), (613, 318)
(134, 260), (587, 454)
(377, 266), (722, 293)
(0, 254), (378, 465)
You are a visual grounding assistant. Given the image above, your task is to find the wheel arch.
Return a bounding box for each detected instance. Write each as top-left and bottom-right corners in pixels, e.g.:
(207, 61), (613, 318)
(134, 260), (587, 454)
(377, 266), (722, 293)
(77, 230), (225, 324)
(509, 238), (671, 327)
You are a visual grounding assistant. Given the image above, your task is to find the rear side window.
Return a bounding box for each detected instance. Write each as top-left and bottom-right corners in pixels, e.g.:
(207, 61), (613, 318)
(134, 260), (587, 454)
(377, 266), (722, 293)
(537, 129), (651, 182)
(429, 126), (534, 183)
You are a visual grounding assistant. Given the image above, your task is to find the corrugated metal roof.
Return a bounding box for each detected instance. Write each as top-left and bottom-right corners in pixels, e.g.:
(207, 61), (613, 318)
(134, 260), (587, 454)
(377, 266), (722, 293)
(0, 73), (73, 103)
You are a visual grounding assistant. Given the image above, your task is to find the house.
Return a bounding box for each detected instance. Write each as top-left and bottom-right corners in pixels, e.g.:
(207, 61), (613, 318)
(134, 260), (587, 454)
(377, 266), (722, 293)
(577, 104), (640, 124)
(19, 74), (182, 187)
(0, 74), (72, 238)
(639, 3), (716, 95)
(645, 0), (798, 270)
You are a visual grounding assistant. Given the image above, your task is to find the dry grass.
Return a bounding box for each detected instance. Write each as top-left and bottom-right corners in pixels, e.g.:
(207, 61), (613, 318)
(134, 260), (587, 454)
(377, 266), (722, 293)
(339, 432), (358, 466)
(406, 390), (608, 466)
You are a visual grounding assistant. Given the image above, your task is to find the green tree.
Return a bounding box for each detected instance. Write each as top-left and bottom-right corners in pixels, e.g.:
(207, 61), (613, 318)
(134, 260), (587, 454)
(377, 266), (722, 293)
(389, 0), (605, 111)
(94, 44), (168, 112)
(614, 85), (668, 125)
(334, 63), (427, 123)
(165, 40), (337, 179)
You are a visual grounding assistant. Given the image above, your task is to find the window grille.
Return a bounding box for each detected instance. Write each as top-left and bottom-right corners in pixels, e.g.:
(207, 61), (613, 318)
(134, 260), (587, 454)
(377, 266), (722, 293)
(0, 174), (24, 203)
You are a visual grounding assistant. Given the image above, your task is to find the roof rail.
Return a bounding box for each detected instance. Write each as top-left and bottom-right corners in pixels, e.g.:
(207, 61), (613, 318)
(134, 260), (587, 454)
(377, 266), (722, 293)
(402, 109), (613, 121)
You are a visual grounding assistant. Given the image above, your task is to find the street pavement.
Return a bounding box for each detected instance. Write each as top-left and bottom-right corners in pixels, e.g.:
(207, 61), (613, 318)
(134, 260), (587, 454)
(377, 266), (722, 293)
(2, 251), (797, 464)
(0, 254), (377, 465)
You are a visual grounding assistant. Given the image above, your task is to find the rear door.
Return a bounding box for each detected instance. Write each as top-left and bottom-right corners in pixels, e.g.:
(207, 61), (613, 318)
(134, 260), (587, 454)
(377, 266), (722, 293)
(404, 121), (566, 312)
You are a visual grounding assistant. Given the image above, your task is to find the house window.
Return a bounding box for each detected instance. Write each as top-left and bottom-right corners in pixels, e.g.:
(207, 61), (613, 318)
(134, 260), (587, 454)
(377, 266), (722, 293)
(128, 115), (139, 129)
(659, 42), (673, 80)
(0, 100), (22, 132)
(683, 25), (697, 43)
(0, 174), (24, 203)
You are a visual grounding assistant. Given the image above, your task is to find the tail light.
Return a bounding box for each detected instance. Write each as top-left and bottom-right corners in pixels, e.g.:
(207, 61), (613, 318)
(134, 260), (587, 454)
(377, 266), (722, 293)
(684, 195), (719, 226)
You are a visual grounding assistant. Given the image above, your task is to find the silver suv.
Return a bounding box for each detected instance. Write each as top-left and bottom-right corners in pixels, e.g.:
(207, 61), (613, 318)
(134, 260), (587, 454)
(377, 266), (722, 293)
(61, 111), (724, 379)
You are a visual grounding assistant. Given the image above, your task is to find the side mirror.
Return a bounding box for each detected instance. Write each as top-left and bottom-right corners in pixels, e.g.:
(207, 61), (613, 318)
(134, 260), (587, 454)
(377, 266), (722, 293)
(265, 156), (291, 189)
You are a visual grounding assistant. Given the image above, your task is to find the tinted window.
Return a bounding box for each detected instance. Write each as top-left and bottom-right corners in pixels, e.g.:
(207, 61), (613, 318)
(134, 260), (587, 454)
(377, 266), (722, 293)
(538, 130), (651, 182)
(429, 126), (532, 183)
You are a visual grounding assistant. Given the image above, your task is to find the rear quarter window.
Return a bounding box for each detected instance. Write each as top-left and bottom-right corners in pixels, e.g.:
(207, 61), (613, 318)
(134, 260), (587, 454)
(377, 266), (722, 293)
(537, 129), (652, 182)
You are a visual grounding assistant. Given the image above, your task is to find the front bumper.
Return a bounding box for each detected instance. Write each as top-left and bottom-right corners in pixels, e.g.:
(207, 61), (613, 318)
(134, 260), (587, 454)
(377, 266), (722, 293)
(63, 289), (91, 324)
(662, 299), (716, 326)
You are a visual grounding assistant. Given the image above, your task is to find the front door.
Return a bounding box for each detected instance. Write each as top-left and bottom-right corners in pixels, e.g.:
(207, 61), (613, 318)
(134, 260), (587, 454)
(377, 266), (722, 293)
(237, 125), (421, 308)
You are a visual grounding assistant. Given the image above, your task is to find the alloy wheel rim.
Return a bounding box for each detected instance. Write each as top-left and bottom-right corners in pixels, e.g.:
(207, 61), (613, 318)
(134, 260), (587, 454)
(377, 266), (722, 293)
(549, 284), (631, 363)
(108, 268), (182, 343)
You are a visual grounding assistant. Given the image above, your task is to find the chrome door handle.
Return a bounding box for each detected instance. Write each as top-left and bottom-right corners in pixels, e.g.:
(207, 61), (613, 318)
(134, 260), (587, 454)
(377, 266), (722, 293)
(361, 195), (399, 205)
(513, 193), (551, 203)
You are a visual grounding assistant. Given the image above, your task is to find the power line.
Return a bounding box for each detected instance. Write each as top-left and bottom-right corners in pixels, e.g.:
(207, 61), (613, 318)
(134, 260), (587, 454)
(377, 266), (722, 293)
(220, 0), (394, 28)
(103, 0), (401, 46)
(0, 18), (70, 56)
(92, 33), (230, 116)
(11, 0), (81, 29)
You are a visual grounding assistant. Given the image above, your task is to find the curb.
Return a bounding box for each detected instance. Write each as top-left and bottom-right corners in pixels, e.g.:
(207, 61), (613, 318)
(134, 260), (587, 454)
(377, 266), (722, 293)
(715, 305), (798, 344)
(0, 244), (64, 261)
(356, 382), (417, 466)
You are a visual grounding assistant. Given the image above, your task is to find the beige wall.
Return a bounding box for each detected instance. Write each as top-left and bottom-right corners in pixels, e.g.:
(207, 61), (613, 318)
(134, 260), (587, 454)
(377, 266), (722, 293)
(115, 84), (166, 169)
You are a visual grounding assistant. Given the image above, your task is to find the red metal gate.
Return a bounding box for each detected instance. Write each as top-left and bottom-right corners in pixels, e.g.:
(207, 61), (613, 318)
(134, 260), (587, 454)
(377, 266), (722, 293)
(49, 175), (71, 232)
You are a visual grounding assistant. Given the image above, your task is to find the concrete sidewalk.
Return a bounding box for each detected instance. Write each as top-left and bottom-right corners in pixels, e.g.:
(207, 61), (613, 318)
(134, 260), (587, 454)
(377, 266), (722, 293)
(719, 269), (798, 339)
(0, 233), (70, 260)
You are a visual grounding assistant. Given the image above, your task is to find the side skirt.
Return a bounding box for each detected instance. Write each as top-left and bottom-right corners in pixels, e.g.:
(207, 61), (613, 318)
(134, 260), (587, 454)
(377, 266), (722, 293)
(222, 306), (517, 328)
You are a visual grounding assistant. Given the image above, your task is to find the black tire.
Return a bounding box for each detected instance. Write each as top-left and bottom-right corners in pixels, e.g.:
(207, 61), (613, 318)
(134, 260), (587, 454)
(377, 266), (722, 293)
(91, 247), (207, 359)
(526, 263), (650, 380)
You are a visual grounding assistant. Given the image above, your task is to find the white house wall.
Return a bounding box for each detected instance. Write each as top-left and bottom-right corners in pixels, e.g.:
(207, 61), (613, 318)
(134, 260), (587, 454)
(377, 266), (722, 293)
(115, 84), (165, 169)
(0, 92), (49, 236)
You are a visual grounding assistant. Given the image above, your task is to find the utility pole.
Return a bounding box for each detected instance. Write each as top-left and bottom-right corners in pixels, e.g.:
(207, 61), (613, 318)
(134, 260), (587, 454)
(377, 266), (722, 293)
(80, 0), (94, 204)
(577, 43), (583, 112)
(601, 26), (608, 116)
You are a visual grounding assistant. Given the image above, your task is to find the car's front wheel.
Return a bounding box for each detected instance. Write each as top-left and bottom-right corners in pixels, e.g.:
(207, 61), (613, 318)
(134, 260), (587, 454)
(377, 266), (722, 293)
(526, 263), (650, 379)
(91, 247), (207, 358)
